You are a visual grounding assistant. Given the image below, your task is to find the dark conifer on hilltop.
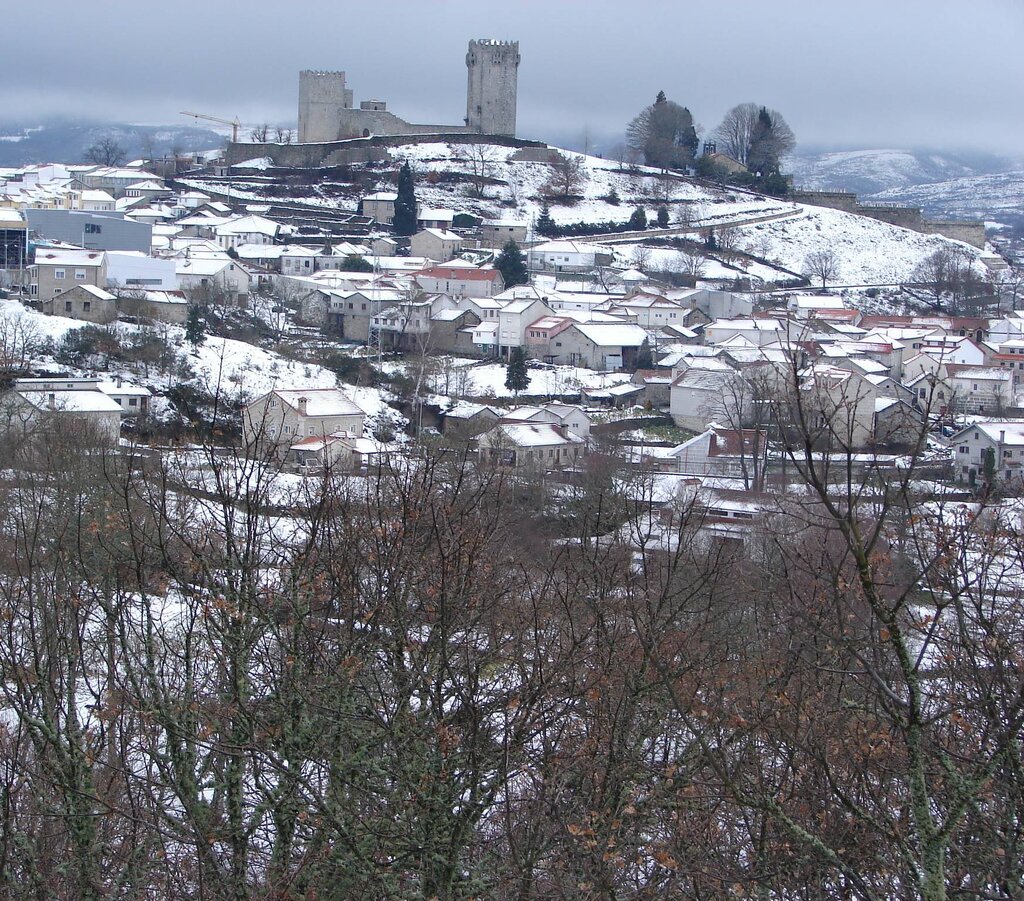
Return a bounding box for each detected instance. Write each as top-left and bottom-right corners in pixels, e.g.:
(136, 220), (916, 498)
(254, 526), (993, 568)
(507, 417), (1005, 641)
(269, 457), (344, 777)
(393, 161), (418, 236)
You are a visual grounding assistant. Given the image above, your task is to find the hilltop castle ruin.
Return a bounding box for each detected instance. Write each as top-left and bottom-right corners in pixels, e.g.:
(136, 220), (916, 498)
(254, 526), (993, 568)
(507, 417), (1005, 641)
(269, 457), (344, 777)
(297, 39), (520, 144)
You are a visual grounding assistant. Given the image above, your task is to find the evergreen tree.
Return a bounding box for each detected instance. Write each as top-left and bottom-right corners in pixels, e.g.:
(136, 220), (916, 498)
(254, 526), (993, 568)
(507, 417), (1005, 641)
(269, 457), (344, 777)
(536, 202), (557, 237)
(628, 206), (648, 230)
(185, 304), (205, 350)
(657, 205), (670, 228)
(504, 347), (530, 396)
(495, 240), (529, 288)
(606, 187), (620, 205)
(392, 162), (418, 236)
(634, 337), (654, 371)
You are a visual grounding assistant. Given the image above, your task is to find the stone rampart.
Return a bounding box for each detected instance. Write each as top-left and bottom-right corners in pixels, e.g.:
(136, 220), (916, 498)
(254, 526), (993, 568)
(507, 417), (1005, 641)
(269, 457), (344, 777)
(924, 220), (986, 249)
(225, 132), (547, 168)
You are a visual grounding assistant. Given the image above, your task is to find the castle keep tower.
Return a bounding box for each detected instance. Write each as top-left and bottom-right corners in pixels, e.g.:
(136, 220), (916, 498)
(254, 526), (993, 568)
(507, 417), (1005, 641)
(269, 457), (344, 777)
(298, 70), (353, 143)
(465, 39), (520, 136)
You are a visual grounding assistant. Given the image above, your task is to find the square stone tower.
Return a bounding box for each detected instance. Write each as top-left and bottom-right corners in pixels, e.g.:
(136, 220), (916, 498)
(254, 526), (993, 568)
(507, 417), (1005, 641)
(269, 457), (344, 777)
(298, 70), (354, 143)
(465, 39), (520, 137)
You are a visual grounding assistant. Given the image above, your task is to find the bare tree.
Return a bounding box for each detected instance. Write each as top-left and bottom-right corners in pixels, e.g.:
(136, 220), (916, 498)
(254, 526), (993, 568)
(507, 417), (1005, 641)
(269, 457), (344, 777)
(84, 136), (127, 167)
(543, 150), (589, 200)
(713, 102), (795, 168)
(249, 123), (270, 143)
(675, 249), (706, 280)
(274, 126), (293, 144)
(803, 247), (840, 288)
(449, 143), (498, 199)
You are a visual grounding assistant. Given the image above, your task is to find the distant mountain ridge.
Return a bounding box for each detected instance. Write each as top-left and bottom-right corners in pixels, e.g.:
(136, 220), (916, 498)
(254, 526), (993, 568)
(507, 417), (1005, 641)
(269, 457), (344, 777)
(787, 148), (1013, 195)
(0, 120), (225, 167)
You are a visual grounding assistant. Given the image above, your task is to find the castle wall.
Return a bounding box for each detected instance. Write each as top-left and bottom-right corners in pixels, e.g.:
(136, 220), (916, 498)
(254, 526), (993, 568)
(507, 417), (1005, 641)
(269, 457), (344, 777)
(224, 132), (546, 168)
(466, 39), (519, 136)
(856, 204), (924, 230)
(925, 220), (986, 249)
(790, 190), (859, 213)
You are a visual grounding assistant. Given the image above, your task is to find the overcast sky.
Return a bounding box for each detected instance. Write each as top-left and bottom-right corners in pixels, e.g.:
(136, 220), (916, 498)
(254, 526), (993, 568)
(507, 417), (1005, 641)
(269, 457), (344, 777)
(4, 0), (1023, 157)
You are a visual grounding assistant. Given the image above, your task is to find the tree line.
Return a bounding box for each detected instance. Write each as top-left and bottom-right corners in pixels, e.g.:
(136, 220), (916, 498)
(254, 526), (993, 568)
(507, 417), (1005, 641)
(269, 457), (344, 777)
(0, 368), (1020, 899)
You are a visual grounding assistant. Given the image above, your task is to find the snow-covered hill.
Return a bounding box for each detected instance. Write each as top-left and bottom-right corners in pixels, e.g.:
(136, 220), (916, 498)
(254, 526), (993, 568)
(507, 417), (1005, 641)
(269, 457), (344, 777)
(788, 148), (1009, 195)
(865, 171), (1024, 229)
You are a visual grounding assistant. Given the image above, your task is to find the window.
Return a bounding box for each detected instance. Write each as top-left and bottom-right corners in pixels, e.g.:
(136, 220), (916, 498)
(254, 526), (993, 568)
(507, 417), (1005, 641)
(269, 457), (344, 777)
(65, 301), (72, 312)
(84, 223), (102, 234)
(128, 398), (137, 407)
(1004, 450), (1012, 458)
(75, 269), (86, 280)
(958, 446), (968, 453)
(82, 301), (91, 312)
(54, 269), (66, 280)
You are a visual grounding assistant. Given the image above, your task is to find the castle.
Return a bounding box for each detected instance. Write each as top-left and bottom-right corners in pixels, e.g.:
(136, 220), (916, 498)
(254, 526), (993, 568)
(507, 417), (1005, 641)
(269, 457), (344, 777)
(297, 39), (520, 144)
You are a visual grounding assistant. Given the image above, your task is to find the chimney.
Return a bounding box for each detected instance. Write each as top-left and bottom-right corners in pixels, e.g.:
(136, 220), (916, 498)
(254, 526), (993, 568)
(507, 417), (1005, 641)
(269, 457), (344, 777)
(298, 396), (308, 416)
(116, 376), (122, 389)
(1000, 430), (1005, 444)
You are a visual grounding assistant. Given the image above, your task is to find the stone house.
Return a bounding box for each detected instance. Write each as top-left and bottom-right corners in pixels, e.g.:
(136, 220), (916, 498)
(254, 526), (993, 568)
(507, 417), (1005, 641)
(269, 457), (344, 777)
(409, 228), (463, 263)
(479, 218), (528, 249)
(429, 307), (481, 354)
(43, 284), (117, 323)
(243, 388), (365, 455)
(477, 421), (584, 469)
(545, 321), (649, 371)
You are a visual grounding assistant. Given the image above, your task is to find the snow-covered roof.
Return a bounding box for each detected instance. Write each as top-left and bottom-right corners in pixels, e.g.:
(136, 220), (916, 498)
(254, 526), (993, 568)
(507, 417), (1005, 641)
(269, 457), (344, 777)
(215, 215), (281, 237)
(17, 389), (122, 413)
(33, 248), (105, 267)
(483, 422), (584, 447)
(270, 388), (365, 418)
(951, 422), (1024, 446)
(363, 191), (397, 202)
(416, 228), (462, 241)
(570, 321), (649, 347)
(68, 285), (116, 301)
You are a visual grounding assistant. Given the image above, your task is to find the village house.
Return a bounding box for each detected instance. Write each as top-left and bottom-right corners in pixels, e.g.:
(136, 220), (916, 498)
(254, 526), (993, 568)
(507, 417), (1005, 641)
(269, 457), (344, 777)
(416, 266), (504, 299)
(670, 359), (745, 431)
(42, 284), (118, 323)
(13, 377), (152, 418)
(243, 388), (366, 455)
(479, 218), (528, 248)
(416, 208), (455, 230)
(668, 425), (769, 487)
(546, 321), (649, 371)
(409, 228), (463, 263)
(214, 215), (286, 250)
(503, 402), (592, 439)
(526, 240), (614, 272)
(175, 255), (251, 305)
(0, 387), (122, 445)
(29, 247), (107, 300)
(359, 191), (398, 225)
(497, 298), (555, 357)
(477, 421), (585, 469)
(950, 421), (1024, 485)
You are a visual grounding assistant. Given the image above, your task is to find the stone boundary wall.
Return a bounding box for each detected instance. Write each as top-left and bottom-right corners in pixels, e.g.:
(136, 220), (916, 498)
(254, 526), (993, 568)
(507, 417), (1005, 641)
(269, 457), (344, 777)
(225, 133), (547, 168)
(792, 189), (986, 248)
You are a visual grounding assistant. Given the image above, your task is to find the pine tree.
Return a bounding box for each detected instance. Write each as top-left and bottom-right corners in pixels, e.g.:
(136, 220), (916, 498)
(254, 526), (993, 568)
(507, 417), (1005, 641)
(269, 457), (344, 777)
(495, 240), (529, 288)
(634, 338), (654, 371)
(504, 347), (530, 396)
(628, 206), (648, 230)
(657, 205), (670, 228)
(536, 202), (557, 237)
(393, 161), (418, 236)
(606, 187), (620, 205)
(185, 304), (205, 350)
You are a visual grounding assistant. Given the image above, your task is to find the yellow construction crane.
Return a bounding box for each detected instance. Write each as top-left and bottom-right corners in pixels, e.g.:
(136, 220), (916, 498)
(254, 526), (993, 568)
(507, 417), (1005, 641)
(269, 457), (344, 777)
(180, 110), (241, 143)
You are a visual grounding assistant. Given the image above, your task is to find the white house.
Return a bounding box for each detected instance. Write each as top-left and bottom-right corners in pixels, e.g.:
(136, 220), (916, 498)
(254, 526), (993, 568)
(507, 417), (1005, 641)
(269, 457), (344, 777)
(527, 240), (614, 273)
(503, 403), (592, 439)
(416, 266), (504, 299)
(106, 251), (177, 291)
(498, 298), (555, 357)
(0, 388), (122, 445)
(214, 215), (286, 250)
(950, 421), (1024, 485)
